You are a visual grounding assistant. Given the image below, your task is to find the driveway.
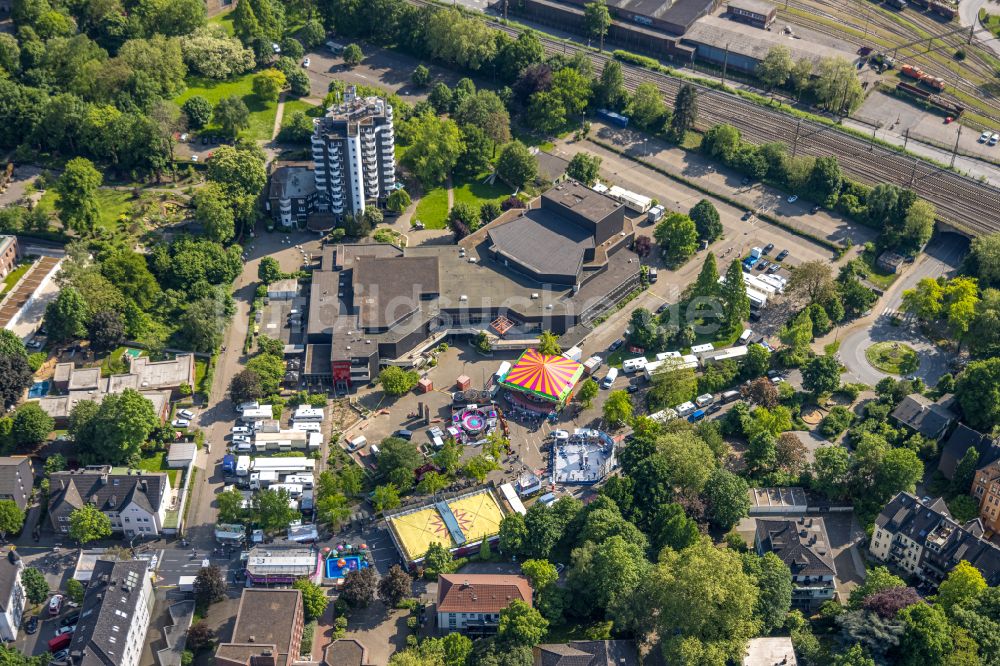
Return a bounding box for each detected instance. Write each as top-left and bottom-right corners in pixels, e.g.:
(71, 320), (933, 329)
(837, 233), (968, 387)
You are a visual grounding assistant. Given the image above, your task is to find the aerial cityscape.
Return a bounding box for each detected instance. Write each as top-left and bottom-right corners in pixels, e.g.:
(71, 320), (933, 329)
(0, 0), (999, 663)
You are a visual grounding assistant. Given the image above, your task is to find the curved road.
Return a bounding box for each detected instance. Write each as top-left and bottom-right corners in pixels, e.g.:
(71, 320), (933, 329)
(838, 234), (969, 386)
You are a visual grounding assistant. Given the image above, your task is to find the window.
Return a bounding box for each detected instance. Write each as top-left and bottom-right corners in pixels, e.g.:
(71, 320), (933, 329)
(124, 518), (129, 523)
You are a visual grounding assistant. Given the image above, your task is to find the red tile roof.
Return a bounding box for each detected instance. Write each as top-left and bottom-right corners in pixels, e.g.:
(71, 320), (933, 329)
(437, 574), (532, 613)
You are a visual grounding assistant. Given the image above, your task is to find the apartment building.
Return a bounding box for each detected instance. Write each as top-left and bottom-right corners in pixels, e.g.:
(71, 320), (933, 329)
(755, 517), (837, 611)
(0, 236), (17, 279)
(0, 457), (33, 511)
(311, 86), (396, 217)
(215, 589), (305, 666)
(870, 492), (1000, 587)
(972, 459), (1000, 533)
(0, 549), (24, 643)
(67, 559), (153, 666)
(48, 467), (171, 538)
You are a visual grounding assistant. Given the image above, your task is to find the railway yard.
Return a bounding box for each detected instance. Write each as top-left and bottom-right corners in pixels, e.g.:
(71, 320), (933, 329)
(412, 0), (1000, 237)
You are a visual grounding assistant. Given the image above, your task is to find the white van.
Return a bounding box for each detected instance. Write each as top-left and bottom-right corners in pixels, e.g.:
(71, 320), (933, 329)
(622, 357), (648, 374)
(348, 435), (367, 452)
(739, 329), (753, 344)
(675, 401), (696, 417)
(370, 444), (381, 457)
(601, 367), (619, 389)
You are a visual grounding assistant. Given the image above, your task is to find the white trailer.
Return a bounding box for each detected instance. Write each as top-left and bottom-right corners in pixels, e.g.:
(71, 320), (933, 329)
(236, 456), (251, 477)
(240, 406), (272, 422)
(250, 458), (316, 475)
(292, 406), (324, 422)
(583, 356), (603, 375)
(607, 185), (652, 213)
(562, 346), (583, 362)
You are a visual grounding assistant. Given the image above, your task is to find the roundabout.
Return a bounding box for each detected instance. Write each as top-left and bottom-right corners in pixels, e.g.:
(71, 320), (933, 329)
(865, 341), (920, 376)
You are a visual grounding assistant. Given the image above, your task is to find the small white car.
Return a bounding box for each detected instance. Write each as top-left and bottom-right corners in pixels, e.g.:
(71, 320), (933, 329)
(179, 133), (189, 142)
(990, 133), (999, 146)
(302, 57), (311, 67)
(551, 429), (570, 441)
(53, 625), (75, 637)
(178, 409), (195, 420)
(980, 130), (992, 143)
(171, 419), (190, 428)
(271, 42), (281, 53)
(787, 194), (799, 203)
(190, 155), (198, 162)
(232, 426), (251, 435)
(232, 434), (251, 443)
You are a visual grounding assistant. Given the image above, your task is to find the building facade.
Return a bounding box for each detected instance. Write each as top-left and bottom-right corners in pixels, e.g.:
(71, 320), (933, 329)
(973, 460), (1000, 533)
(870, 492), (1000, 586)
(312, 86), (396, 218)
(0, 236), (17, 279)
(215, 589), (305, 666)
(436, 574), (533, 634)
(0, 550), (24, 643)
(0, 457), (33, 511)
(48, 467), (171, 538)
(267, 164), (319, 227)
(67, 559), (153, 666)
(726, 0), (777, 28)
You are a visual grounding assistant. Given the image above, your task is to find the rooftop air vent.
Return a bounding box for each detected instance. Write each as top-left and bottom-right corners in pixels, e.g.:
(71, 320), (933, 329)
(460, 295), (468, 301)
(531, 293), (539, 299)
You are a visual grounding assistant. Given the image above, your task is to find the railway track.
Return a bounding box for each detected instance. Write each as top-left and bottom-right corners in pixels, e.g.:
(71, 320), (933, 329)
(409, 0), (1000, 235)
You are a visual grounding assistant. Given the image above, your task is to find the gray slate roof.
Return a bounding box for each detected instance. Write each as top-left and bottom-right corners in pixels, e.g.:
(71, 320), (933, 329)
(49, 468), (166, 516)
(68, 559), (149, 665)
(756, 518), (836, 577)
(890, 393), (957, 440)
(0, 457), (32, 510)
(0, 550), (22, 613)
(488, 210), (595, 281)
(938, 424), (1000, 480)
(535, 641), (641, 666)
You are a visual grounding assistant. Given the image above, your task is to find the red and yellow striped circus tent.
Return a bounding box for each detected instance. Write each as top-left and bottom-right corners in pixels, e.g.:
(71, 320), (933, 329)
(501, 349), (584, 405)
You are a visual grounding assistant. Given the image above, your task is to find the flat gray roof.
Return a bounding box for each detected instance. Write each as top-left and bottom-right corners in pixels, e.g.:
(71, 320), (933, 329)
(542, 181), (620, 223)
(488, 209), (594, 281)
(353, 255), (440, 329)
(727, 0), (775, 16)
(684, 16), (859, 66)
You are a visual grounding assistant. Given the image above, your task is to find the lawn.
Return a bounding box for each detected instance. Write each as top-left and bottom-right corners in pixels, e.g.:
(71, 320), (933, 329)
(452, 174), (512, 211)
(0, 261), (32, 295)
(859, 251), (900, 290)
(865, 341), (919, 375)
(194, 357), (210, 394)
(413, 187), (450, 229)
(283, 98), (324, 119)
(37, 188), (134, 233)
(127, 454), (180, 487)
(207, 9), (236, 36)
(981, 9), (1000, 38)
(174, 73), (278, 141)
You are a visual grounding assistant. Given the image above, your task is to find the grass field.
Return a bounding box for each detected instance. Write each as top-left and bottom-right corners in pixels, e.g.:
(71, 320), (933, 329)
(134, 453), (180, 487)
(1, 262), (32, 295)
(413, 187), (450, 229)
(453, 174), (512, 210)
(283, 98), (324, 118)
(207, 9), (235, 36)
(37, 188), (134, 233)
(174, 74), (278, 141)
(865, 341), (919, 375)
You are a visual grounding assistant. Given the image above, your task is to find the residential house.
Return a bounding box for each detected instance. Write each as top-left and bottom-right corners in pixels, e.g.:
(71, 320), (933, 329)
(890, 393), (958, 441)
(755, 517), (837, 611)
(0, 549), (24, 642)
(870, 492), (1000, 586)
(0, 236), (18, 279)
(938, 424), (1000, 481)
(48, 467), (171, 538)
(972, 459), (1000, 534)
(533, 640), (640, 666)
(436, 574), (533, 635)
(215, 589), (305, 666)
(0, 457), (33, 511)
(67, 559), (153, 666)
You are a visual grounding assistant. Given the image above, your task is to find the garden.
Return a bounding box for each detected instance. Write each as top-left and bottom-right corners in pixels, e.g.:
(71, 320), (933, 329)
(865, 341), (920, 375)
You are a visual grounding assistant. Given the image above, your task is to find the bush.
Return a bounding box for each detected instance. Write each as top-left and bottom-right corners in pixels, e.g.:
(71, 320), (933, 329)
(818, 406), (854, 440)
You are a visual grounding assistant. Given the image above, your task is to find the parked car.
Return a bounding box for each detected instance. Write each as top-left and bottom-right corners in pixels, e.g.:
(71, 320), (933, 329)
(190, 155), (198, 162)
(48, 595), (63, 616)
(552, 430), (570, 441)
(656, 303), (669, 314)
(52, 649), (69, 662)
(768, 263), (781, 274)
(763, 243), (774, 255)
(741, 211), (753, 221)
(757, 260), (770, 271)
(787, 194), (799, 203)
(178, 409), (194, 420)
(302, 57), (311, 67)
(626, 383), (639, 394)
(980, 130), (992, 143)
(991, 133), (999, 146)
(53, 625), (74, 637)
(775, 249), (789, 261)
(232, 426), (251, 435)
(59, 613), (79, 628)
(171, 419), (190, 428)
(810, 205), (821, 214)
(608, 339), (624, 352)
(24, 616), (37, 634)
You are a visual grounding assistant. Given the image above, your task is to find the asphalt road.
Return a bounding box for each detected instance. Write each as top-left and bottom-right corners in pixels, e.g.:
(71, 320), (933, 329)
(839, 233), (968, 386)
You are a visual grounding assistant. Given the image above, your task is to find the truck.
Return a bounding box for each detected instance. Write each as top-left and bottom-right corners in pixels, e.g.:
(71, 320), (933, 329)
(222, 454), (235, 475)
(647, 204), (666, 224)
(743, 255), (760, 271)
(562, 346), (583, 362)
(583, 356), (603, 375)
(688, 409), (706, 422)
(597, 108), (629, 128)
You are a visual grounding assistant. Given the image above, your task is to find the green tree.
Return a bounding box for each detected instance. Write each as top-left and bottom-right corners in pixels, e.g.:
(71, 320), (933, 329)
(411, 64), (431, 87)
(0, 500), (24, 539)
(803, 354), (841, 396)
(0, 354), (31, 411)
(584, 0), (612, 50)
(87, 310), (126, 353)
(743, 344), (771, 378)
(216, 486), (247, 524)
(668, 83), (697, 142)
(577, 378), (599, 409)
(520, 559), (558, 593)
(654, 213), (698, 267)
(779, 310), (814, 367)
(566, 153), (602, 186)
(648, 366), (698, 411)
(595, 60), (626, 110)
(213, 96), (251, 139)
(704, 468), (750, 530)
(192, 184), (236, 244)
(342, 567), (378, 607)
(193, 565), (226, 608)
(386, 189), (411, 214)
(955, 358), (1000, 430)
(499, 513), (528, 557)
(417, 471), (449, 496)
(742, 551), (793, 633)
(423, 542), (455, 579)
(372, 483), (400, 513)
(74, 389), (158, 465)
(496, 141), (537, 188)
(292, 578), (329, 621)
(402, 113), (463, 186)
(378, 564), (413, 607)
(342, 43), (363, 66)
(902, 278), (944, 321)
(206, 144), (267, 197)
(245, 353), (284, 394)
(0, 331), (25, 358)
(689, 199), (723, 242)
(757, 46), (792, 91)
(65, 578), (84, 605)
(722, 259), (751, 333)
(252, 69), (286, 101)
(649, 502), (700, 553)
(463, 454), (499, 482)
(789, 59), (814, 100)
(603, 390), (633, 426)
(626, 82), (667, 131)
(21, 567), (48, 604)
(45, 286), (89, 342)
(376, 437), (422, 491)
(814, 56), (864, 114)
(538, 331), (562, 356)
(182, 95), (213, 130)
(69, 504), (112, 544)
(899, 602), (953, 666)
(498, 600), (548, 647)
(55, 157), (102, 234)
(806, 156), (843, 207)
(952, 447), (980, 495)
(849, 566), (906, 608)
(257, 257), (283, 284)
(788, 260), (836, 304)
(10, 402), (53, 447)
(229, 369), (264, 405)
(937, 560), (987, 615)
(252, 488), (299, 532)
(379, 366), (420, 397)
(528, 90), (567, 133)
